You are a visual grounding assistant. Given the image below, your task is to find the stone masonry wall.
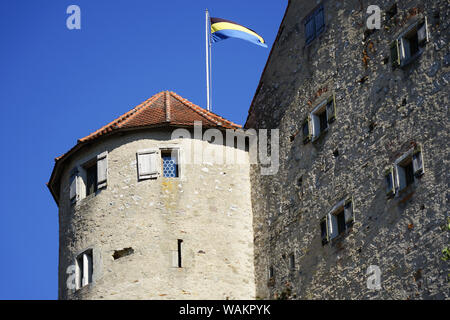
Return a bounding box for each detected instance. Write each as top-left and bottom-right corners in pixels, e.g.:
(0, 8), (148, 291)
(57, 128), (255, 300)
(247, 0), (449, 299)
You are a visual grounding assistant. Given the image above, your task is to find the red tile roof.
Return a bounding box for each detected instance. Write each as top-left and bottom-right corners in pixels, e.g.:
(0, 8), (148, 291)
(78, 91), (240, 144)
(48, 91), (241, 203)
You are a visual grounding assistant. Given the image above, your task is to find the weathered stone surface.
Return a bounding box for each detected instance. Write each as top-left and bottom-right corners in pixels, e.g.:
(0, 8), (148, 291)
(246, 0), (449, 300)
(57, 129), (255, 300)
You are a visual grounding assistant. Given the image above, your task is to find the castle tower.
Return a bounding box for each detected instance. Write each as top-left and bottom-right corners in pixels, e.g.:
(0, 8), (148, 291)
(246, 0), (449, 299)
(48, 91), (256, 299)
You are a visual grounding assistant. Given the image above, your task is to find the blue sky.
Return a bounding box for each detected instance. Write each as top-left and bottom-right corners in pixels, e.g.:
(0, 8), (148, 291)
(0, 0), (286, 299)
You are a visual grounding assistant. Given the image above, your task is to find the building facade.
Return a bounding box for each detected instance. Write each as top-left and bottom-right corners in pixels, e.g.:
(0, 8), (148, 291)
(246, 0), (449, 299)
(48, 91), (255, 299)
(48, 0), (449, 300)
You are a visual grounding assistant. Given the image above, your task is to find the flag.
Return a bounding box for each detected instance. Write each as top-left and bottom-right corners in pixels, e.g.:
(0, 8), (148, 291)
(210, 17), (267, 48)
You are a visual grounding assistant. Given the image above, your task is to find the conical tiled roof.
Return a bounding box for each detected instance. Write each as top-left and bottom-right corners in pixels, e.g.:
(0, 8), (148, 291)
(78, 91), (240, 144)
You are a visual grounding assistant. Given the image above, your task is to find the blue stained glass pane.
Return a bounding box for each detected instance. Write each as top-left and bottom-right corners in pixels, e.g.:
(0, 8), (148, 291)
(162, 156), (178, 178)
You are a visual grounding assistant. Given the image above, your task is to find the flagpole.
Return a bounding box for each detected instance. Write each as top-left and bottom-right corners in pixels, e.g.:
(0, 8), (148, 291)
(205, 9), (211, 111)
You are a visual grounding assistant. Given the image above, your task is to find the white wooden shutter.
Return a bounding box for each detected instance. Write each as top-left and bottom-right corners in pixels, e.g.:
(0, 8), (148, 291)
(413, 150), (424, 177)
(311, 114), (320, 139)
(417, 17), (429, 46)
(97, 151), (108, 189)
(69, 167), (79, 205)
(328, 212), (338, 240)
(137, 149), (159, 180)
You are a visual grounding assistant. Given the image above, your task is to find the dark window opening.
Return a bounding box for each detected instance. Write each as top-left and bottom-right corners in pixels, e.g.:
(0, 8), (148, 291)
(404, 30), (419, 57)
(289, 254), (295, 270)
(85, 162), (97, 196)
(320, 219), (328, 245)
(177, 239), (183, 268)
(318, 110), (328, 133)
(336, 209), (346, 235)
(386, 3), (398, 19)
(113, 247), (134, 260)
(269, 266), (274, 278)
(297, 176), (303, 188)
(402, 160), (415, 187)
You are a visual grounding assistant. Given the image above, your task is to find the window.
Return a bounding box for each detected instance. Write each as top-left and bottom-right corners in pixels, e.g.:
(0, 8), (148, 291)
(69, 151), (108, 204)
(386, 147), (424, 195)
(320, 217), (328, 245)
(322, 199), (354, 242)
(177, 239), (183, 268)
(75, 249), (93, 290)
(269, 266), (274, 278)
(391, 18), (429, 67)
(289, 254), (295, 271)
(386, 3), (398, 20)
(304, 94), (336, 142)
(161, 149), (179, 178)
(85, 161), (97, 196)
(304, 4), (325, 44)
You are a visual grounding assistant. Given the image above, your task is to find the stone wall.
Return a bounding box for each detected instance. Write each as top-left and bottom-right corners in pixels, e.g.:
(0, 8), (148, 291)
(57, 128), (255, 300)
(247, 0), (449, 299)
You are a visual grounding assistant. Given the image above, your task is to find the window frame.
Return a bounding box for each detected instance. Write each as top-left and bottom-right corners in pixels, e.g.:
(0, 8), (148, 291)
(323, 198), (354, 243)
(161, 148), (180, 178)
(75, 249), (93, 290)
(392, 17), (429, 68)
(304, 3), (326, 45)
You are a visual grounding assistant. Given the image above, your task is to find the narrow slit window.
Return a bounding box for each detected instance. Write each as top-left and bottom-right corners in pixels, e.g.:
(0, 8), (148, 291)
(177, 239), (183, 268)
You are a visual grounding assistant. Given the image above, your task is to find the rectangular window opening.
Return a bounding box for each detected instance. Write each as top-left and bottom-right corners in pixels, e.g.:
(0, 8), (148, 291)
(335, 208), (346, 235)
(161, 149), (179, 178)
(75, 249), (93, 290)
(289, 254), (295, 271)
(177, 239), (183, 268)
(85, 162), (98, 196)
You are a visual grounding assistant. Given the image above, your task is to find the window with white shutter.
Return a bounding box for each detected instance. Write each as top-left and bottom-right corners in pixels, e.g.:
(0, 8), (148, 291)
(323, 198), (354, 243)
(75, 249), (93, 290)
(388, 146), (424, 196)
(137, 149), (159, 180)
(392, 17), (429, 68)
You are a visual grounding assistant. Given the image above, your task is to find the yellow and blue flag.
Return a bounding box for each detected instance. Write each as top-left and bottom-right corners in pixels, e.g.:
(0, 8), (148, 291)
(210, 17), (267, 48)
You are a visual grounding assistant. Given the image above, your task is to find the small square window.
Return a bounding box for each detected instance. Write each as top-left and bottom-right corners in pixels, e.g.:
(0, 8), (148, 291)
(161, 150), (179, 178)
(324, 199), (354, 242)
(390, 147), (424, 195)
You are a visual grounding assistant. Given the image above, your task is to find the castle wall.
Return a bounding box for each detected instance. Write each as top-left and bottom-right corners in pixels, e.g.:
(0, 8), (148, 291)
(247, 0), (449, 299)
(57, 129), (255, 299)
